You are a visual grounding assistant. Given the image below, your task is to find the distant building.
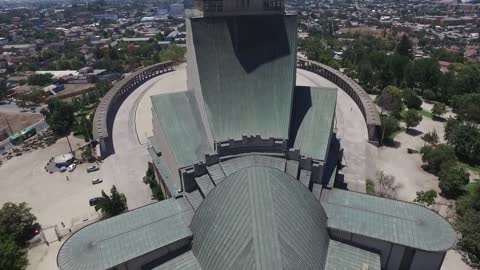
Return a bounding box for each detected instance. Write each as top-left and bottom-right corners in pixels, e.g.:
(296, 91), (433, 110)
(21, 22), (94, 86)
(169, 3), (185, 17)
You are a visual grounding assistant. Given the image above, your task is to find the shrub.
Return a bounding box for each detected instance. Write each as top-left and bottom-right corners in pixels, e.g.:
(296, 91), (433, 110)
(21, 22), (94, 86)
(423, 89), (436, 101)
(402, 88), (422, 109)
(404, 109), (422, 130)
(420, 144), (457, 175)
(381, 115), (400, 139)
(438, 165), (469, 199)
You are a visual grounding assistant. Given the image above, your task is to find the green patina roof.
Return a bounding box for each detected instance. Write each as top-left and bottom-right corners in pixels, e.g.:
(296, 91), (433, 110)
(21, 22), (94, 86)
(151, 91), (211, 168)
(325, 240), (380, 270)
(57, 198), (193, 270)
(291, 86), (337, 161)
(191, 15), (297, 142)
(321, 189), (457, 252)
(191, 166), (330, 270)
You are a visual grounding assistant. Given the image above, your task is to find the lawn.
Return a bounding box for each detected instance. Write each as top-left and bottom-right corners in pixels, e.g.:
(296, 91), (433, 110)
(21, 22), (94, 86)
(460, 162), (480, 174)
(400, 109), (432, 119)
(465, 181), (479, 194)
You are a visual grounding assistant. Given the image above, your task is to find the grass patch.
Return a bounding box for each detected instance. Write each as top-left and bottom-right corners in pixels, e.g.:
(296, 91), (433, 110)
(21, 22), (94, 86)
(465, 182), (480, 194)
(400, 109), (432, 120)
(459, 162), (480, 174)
(418, 109), (432, 118)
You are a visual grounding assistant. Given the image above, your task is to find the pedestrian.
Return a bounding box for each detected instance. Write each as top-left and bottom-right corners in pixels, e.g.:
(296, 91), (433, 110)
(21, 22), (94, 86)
(61, 222), (65, 228)
(66, 176), (69, 181)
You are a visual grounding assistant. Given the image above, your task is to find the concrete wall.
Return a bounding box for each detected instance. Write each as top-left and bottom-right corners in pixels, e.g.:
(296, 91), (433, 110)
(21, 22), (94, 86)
(409, 250), (446, 270)
(186, 18), (215, 150)
(328, 228), (446, 270)
(110, 236), (192, 270)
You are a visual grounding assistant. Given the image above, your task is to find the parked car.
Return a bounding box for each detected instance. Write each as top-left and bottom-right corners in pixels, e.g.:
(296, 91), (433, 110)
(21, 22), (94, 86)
(86, 165), (99, 173)
(92, 178), (103, 185)
(89, 197), (101, 206)
(67, 164), (76, 172)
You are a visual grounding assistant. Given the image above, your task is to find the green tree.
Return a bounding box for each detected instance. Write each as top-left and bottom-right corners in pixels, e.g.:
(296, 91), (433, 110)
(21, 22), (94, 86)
(95, 185), (127, 218)
(27, 73), (53, 86)
(438, 165), (469, 199)
(396, 34), (412, 59)
(373, 170), (401, 199)
(408, 59), (441, 95)
(456, 209), (480, 263)
(43, 99), (76, 152)
(431, 103), (447, 119)
(0, 228), (28, 270)
(455, 93), (480, 124)
(381, 115), (400, 140)
(402, 88), (422, 109)
(422, 130), (439, 145)
(420, 144), (457, 175)
(158, 45), (186, 63)
(0, 202), (37, 246)
(375, 86), (403, 116)
(423, 89), (436, 101)
(444, 119), (480, 165)
(413, 190), (437, 206)
(143, 162), (164, 201)
(404, 109), (422, 130)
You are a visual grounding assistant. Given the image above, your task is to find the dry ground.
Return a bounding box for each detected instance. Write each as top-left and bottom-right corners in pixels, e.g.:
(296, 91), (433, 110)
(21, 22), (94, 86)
(0, 111), (43, 136)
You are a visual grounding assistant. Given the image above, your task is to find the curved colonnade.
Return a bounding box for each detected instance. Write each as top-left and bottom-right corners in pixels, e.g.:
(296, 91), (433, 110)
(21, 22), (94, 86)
(92, 59), (382, 159)
(92, 61), (174, 159)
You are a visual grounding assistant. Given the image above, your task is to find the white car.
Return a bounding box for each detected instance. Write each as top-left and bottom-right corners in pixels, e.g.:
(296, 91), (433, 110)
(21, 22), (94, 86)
(92, 178), (103, 185)
(67, 164), (76, 172)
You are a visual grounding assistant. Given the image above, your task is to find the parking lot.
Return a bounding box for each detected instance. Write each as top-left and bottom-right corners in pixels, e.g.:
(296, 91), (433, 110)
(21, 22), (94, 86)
(0, 135), (111, 227)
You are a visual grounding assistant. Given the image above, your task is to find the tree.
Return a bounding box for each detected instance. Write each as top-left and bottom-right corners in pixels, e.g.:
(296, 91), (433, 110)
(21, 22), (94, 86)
(410, 59), (441, 94)
(158, 45), (186, 63)
(421, 130), (439, 145)
(456, 209), (480, 264)
(444, 119), (480, 165)
(0, 202), (37, 246)
(423, 89), (436, 101)
(95, 185), (127, 218)
(27, 73), (53, 86)
(413, 190), (437, 207)
(438, 165), (469, 199)
(375, 86), (403, 116)
(44, 99), (75, 152)
(396, 34), (412, 59)
(455, 93), (480, 124)
(373, 170), (401, 199)
(0, 229), (28, 270)
(404, 109), (422, 130)
(420, 144), (457, 175)
(402, 89), (422, 109)
(381, 115), (400, 141)
(431, 103), (447, 119)
(143, 162), (164, 201)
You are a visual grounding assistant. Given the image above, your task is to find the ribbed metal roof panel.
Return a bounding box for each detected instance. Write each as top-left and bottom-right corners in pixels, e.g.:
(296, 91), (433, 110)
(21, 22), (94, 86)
(57, 198), (193, 270)
(321, 189), (457, 251)
(191, 15), (297, 142)
(151, 91), (211, 168)
(191, 167), (330, 270)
